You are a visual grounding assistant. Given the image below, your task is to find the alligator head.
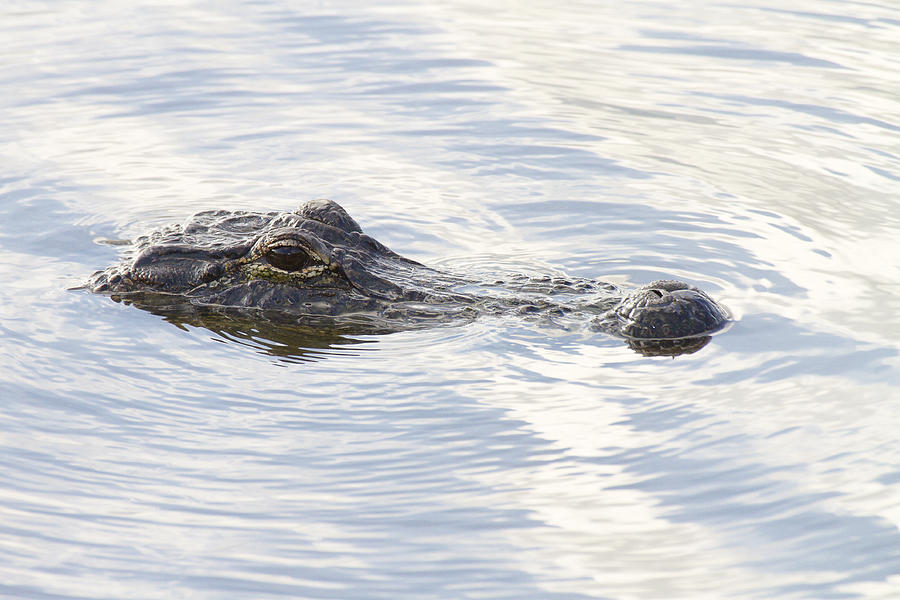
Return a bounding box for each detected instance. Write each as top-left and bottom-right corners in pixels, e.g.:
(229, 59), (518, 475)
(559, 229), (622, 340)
(89, 199), (731, 355)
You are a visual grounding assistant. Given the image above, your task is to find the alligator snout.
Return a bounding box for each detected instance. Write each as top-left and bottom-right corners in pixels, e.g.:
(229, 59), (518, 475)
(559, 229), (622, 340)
(592, 280), (731, 355)
(615, 280), (731, 341)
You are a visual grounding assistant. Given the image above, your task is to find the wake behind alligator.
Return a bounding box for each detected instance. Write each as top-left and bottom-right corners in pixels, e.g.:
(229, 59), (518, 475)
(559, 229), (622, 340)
(89, 199), (731, 356)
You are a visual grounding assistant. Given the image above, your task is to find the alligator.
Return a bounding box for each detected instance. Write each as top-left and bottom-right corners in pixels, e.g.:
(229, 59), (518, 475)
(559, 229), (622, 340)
(89, 199), (731, 356)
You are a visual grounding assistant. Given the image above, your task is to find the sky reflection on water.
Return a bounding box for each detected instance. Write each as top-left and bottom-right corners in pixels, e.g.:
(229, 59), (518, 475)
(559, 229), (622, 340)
(1, 1), (900, 599)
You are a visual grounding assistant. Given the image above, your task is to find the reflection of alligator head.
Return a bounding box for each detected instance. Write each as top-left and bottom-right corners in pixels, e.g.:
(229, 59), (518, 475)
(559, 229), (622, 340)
(152, 305), (374, 363)
(89, 199), (731, 356)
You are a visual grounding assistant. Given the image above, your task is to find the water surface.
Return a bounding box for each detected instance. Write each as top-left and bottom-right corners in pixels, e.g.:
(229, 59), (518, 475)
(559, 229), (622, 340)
(2, 1), (899, 599)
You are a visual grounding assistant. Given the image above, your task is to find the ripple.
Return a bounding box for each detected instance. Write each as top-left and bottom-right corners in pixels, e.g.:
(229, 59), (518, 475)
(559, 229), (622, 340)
(2, 1), (900, 599)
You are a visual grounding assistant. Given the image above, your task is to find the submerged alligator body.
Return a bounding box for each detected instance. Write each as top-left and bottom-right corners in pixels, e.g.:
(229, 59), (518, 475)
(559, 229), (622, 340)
(90, 199), (730, 356)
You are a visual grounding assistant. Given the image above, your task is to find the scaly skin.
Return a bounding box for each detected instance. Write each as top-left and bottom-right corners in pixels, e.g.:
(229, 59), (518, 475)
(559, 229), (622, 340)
(90, 199), (731, 356)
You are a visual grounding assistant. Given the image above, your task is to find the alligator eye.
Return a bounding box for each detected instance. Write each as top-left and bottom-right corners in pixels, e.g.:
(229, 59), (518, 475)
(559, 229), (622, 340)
(266, 246), (314, 271)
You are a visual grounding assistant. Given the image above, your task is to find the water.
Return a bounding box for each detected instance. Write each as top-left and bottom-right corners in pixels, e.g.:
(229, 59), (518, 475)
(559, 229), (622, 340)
(2, 1), (899, 598)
